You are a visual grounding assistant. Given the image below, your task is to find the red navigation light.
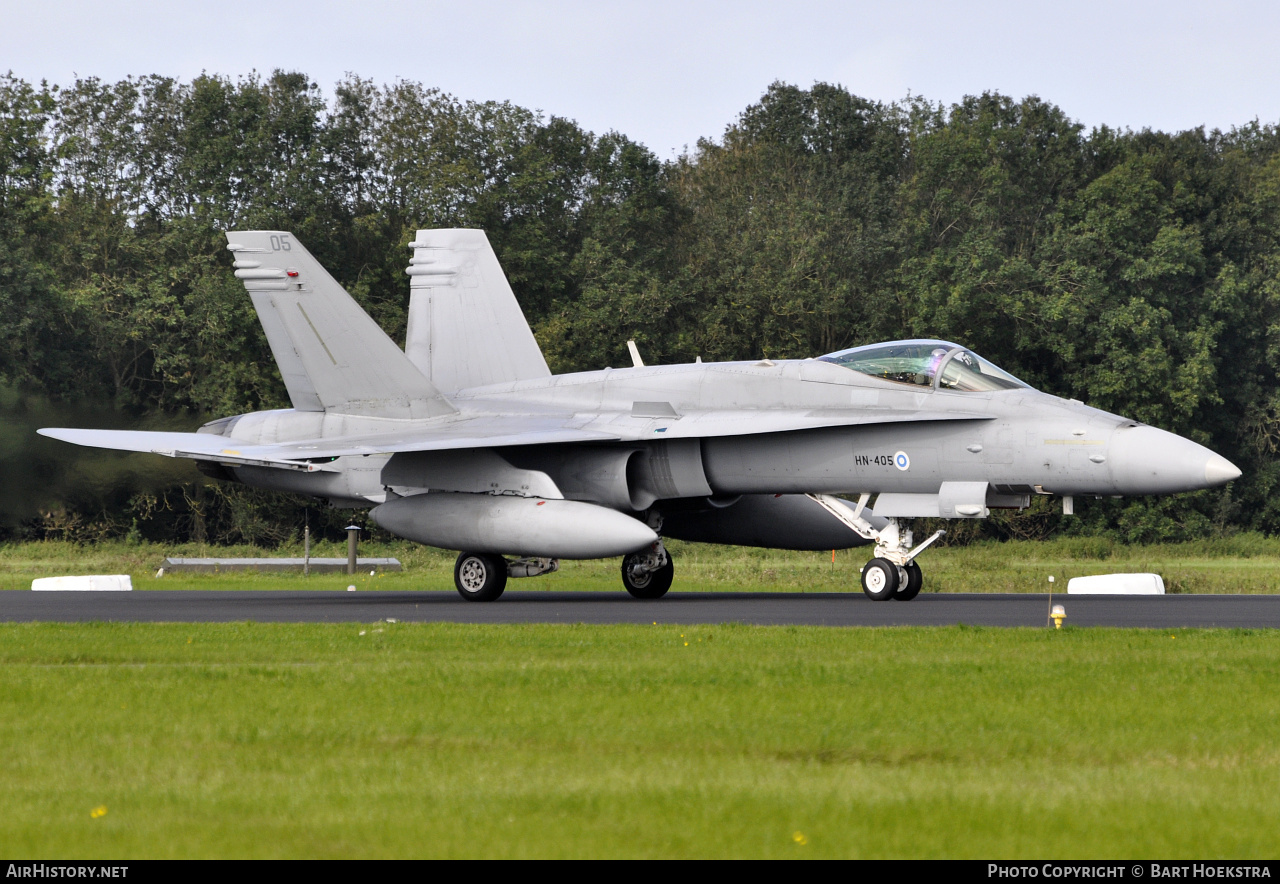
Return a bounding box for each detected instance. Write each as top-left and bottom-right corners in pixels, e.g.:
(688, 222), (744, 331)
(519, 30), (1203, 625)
(287, 270), (299, 277)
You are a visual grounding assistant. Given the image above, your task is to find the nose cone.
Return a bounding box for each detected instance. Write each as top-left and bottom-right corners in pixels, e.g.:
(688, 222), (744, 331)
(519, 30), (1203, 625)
(1109, 425), (1241, 495)
(1204, 455), (1243, 485)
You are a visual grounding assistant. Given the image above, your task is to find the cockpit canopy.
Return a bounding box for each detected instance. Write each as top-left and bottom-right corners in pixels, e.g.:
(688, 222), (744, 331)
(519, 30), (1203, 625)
(817, 339), (1028, 392)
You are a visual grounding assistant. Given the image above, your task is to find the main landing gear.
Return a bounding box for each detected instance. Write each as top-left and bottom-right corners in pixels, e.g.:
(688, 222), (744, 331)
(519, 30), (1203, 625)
(452, 540), (673, 601)
(621, 540), (673, 599)
(453, 552), (558, 602)
(806, 494), (943, 602)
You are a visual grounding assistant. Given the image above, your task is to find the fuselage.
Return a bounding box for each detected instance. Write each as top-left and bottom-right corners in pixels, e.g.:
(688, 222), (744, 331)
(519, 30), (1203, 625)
(206, 354), (1237, 508)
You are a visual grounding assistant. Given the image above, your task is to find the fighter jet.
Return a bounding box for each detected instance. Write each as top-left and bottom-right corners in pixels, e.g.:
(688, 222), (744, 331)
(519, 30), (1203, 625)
(40, 230), (1242, 601)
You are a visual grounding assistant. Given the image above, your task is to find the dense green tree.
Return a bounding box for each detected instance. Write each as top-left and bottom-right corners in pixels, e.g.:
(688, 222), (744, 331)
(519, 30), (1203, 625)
(0, 74), (57, 390)
(1, 73), (1278, 542)
(670, 83), (906, 362)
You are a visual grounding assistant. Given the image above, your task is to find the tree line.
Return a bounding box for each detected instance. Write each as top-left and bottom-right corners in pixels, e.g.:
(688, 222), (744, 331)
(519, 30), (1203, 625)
(2, 70), (1278, 544)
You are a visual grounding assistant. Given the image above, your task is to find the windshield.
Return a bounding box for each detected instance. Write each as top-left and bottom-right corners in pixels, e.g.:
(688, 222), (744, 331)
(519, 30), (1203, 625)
(817, 339), (1028, 391)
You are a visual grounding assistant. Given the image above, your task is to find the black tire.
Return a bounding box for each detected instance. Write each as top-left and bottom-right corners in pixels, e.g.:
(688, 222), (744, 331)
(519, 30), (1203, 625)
(454, 552), (507, 602)
(893, 560), (923, 601)
(621, 554), (674, 599)
(860, 557), (899, 600)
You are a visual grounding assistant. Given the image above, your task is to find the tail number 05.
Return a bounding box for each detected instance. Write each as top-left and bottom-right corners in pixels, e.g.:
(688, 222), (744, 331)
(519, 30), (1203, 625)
(269, 234), (292, 252)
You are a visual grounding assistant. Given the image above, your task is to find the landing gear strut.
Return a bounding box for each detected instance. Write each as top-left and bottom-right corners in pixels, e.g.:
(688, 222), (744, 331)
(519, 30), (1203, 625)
(621, 540), (673, 599)
(807, 494), (944, 602)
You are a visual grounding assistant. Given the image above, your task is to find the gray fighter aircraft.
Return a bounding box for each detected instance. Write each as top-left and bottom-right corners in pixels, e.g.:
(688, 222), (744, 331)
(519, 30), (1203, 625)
(40, 230), (1241, 601)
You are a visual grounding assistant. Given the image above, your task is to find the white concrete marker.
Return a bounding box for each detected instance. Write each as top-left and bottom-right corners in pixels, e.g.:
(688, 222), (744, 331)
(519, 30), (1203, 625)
(32, 575), (133, 592)
(1067, 573), (1165, 595)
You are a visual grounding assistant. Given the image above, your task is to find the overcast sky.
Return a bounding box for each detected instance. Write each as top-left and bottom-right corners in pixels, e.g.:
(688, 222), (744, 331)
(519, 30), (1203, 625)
(4, 0), (1279, 156)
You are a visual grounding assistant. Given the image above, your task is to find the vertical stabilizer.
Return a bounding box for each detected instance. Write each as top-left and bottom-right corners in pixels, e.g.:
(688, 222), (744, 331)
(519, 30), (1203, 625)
(226, 231), (456, 419)
(404, 229), (551, 392)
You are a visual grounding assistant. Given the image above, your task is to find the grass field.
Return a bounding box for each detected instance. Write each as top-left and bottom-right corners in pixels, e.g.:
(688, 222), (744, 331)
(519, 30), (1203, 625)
(1, 623), (1278, 858)
(4, 534), (1280, 594)
(4, 538), (1278, 857)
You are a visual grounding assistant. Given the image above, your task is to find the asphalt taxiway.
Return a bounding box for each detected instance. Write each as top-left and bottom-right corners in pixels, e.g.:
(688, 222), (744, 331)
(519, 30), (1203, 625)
(3, 590), (1279, 628)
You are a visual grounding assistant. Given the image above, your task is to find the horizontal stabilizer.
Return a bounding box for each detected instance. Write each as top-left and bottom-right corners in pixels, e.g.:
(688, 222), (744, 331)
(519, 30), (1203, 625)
(37, 428), (335, 472)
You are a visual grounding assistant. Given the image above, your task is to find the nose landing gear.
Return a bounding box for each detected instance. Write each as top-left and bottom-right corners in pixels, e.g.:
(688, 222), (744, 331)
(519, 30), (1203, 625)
(807, 494), (942, 601)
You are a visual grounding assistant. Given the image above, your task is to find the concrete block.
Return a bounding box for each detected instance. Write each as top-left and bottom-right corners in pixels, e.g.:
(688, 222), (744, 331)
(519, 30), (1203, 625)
(32, 575), (133, 591)
(1067, 573), (1165, 595)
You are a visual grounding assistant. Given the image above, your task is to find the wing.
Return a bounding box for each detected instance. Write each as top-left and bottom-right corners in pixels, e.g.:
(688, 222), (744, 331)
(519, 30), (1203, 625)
(39, 406), (990, 468)
(38, 419), (623, 470)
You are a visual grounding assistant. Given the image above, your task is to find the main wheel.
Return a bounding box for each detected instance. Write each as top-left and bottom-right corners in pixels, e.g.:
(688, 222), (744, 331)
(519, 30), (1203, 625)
(860, 557), (899, 600)
(893, 560), (923, 601)
(621, 554), (674, 599)
(454, 552), (507, 602)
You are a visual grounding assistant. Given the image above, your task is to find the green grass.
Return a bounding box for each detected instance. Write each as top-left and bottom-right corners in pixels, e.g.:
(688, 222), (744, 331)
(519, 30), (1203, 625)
(4, 535), (1280, 593)
(1, 623), (1279, 858)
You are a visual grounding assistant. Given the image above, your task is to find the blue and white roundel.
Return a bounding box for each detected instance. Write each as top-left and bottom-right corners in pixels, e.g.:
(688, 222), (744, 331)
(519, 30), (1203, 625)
(893, 451), (910, 471)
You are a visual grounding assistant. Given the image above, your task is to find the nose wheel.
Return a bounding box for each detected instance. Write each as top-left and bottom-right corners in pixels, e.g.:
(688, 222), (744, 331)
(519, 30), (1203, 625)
(893, 561), (923, 601)
(860, 558), (924, 601)
(860, 557), (899, 600)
